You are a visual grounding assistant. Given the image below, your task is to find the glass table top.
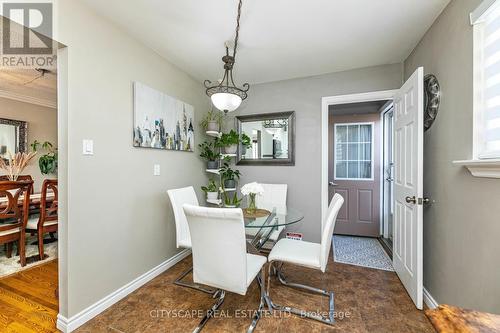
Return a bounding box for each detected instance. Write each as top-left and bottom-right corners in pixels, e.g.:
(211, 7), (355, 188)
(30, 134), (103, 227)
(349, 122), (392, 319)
(244, 206), (304, 229)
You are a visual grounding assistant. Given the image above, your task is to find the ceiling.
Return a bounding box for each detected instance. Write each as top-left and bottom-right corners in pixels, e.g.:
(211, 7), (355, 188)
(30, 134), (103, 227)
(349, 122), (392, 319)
(329, 100), (389, 116)
(80, 0), (450, 84)
(0, 69), (57, 106)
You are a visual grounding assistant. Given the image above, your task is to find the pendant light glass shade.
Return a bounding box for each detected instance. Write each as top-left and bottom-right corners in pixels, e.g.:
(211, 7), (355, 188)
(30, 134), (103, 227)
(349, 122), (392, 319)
(211, 92), (242, 113)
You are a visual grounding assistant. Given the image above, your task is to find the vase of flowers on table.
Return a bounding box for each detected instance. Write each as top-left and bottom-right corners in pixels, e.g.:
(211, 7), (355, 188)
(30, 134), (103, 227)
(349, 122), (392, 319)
(241, 182), (264, 214)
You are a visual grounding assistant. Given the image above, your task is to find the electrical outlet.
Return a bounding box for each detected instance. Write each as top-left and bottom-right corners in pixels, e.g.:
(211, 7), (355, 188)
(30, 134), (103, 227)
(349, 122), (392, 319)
(154, 164), (161, 176)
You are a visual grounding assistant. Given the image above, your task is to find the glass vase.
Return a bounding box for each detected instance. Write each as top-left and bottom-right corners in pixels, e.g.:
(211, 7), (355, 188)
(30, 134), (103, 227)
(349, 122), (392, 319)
(248, 193), (257, 213)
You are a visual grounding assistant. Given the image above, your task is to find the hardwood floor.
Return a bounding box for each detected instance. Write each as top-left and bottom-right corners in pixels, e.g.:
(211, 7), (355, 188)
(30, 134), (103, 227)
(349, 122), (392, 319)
(76, 255), (435, 333)
(0, 260), (59, 333)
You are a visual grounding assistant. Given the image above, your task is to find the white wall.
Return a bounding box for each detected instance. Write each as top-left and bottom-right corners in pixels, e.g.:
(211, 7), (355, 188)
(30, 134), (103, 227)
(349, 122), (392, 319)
(57, 0), (208, 318)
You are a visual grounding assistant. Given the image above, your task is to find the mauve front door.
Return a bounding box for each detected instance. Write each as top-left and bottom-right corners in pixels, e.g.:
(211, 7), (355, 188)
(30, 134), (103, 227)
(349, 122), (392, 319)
(329, 113), (381, 237)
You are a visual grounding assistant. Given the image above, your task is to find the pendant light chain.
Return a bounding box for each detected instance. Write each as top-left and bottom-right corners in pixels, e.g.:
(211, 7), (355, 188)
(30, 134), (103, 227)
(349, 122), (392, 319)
(233, 0), (243, 61)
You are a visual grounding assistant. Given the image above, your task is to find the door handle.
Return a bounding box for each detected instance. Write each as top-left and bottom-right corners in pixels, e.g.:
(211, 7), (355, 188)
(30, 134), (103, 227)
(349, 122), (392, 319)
(405, 196), (417, 204)
(329, 182), (338, 186)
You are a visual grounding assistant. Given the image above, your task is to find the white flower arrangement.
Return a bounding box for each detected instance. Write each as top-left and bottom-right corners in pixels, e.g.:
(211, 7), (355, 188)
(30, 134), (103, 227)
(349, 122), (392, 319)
(241, 182), (264, 196)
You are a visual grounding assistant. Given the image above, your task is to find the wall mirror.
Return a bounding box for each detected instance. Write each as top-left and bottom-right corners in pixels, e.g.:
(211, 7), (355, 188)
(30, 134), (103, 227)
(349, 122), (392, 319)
(0, 118), (28, 160)
(236, 111), (295, 166)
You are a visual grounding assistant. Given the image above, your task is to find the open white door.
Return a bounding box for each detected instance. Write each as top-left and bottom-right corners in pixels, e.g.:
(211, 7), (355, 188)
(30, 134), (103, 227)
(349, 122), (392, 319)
(393, 67), (424, 309)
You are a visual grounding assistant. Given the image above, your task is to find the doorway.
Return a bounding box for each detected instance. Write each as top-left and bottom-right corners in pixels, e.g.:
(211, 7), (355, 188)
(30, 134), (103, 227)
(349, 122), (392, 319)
(328, 100), (394, 242)
(322, 68), (425, 310)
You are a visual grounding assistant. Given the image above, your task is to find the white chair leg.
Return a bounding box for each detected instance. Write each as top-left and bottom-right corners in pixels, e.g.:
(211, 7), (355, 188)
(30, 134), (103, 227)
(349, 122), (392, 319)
(192, 290), (226, 333)
(174, 266), (217, 295)
(265, 261), (335, 325)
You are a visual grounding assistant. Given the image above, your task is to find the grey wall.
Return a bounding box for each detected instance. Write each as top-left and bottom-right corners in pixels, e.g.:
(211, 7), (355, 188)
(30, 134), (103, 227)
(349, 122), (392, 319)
(405, 0), (500, 313)
(57, 0), (208, 318)
(228, 64), (402, 242)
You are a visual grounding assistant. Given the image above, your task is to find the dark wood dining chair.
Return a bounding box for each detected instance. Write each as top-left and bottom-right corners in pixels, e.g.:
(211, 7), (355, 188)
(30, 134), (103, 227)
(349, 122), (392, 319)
(0, 175), (34, 194)
(0, 180), (33, 267)
(25, 179), (57, 260)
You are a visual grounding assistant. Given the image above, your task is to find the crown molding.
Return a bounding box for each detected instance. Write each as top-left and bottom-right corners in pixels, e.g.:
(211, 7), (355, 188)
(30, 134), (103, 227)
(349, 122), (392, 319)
(0, 89), (57, 109)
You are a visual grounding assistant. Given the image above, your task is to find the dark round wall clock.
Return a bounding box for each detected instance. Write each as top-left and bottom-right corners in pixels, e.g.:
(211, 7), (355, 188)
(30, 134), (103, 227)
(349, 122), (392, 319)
(423, 74), (440, 131)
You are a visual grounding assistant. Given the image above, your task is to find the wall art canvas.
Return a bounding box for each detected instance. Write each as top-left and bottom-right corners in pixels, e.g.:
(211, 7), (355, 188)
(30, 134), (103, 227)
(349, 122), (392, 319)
(133, 82), (194, 152)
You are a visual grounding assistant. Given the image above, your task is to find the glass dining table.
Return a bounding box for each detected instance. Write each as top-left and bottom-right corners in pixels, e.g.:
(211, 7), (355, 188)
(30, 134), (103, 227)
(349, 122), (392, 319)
(243, 206), (304, 253)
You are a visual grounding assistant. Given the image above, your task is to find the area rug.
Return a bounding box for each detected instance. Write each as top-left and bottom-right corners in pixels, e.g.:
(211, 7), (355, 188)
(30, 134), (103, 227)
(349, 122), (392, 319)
(0, 235), (57, 278)
(333, 235), (394, 272)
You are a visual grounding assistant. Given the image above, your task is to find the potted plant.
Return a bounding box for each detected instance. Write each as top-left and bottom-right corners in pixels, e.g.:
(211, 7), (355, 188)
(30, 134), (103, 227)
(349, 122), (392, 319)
(218, 130), (240, 154)
(200, 109), (224, 132)
(199, 141), (220, 169)
(31, 140), (58, 175)
(201, 178), (219, 201)
(241, 182), (265, 214)
(241, 133), (251, 155)
(219, 162), (241, 188)
(222, 190), (242, 208)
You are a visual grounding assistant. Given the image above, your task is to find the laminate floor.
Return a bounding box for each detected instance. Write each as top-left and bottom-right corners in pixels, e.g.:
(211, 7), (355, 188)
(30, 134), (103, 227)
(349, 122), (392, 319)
(76, 254), (434, 333)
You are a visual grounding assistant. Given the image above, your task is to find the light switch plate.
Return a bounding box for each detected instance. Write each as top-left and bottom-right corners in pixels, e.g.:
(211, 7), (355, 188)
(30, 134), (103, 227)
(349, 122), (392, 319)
(154, 164), (161, 176)
(83, 139), (94, 155)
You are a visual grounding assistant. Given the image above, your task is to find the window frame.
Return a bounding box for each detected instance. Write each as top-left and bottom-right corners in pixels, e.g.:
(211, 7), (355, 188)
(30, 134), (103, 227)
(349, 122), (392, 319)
(472, 0), (500, 159)
(333, 121), (375, 181)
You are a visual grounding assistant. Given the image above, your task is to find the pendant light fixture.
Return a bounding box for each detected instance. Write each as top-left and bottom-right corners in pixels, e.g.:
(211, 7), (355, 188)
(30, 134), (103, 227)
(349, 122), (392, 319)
(204, 0), (249, 113)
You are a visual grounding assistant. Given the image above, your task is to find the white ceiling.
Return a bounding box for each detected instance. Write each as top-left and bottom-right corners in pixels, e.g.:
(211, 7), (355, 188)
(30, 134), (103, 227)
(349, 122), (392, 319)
(81, 0), (450, 84)
(330, 100), (389, 116)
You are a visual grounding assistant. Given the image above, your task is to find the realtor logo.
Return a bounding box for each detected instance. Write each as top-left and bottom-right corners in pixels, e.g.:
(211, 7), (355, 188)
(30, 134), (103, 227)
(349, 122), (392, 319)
(1, 2), (55, 68)
(2, 2), (53, 54)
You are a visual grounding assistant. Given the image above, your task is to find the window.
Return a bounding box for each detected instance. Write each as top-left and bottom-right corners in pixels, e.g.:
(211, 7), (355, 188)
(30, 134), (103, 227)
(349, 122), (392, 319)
(334, 123), (374, 180)
(472, 0), (500, 159)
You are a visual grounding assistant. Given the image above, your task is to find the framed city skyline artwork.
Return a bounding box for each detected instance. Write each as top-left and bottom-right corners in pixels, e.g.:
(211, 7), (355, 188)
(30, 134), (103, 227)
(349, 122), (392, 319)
(133, 81), (194, 152)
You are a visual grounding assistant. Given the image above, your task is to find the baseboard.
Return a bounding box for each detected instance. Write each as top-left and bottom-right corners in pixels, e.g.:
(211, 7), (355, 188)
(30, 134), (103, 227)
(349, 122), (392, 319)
(423, 287), (439, 309)
(56, 249), (191, 332)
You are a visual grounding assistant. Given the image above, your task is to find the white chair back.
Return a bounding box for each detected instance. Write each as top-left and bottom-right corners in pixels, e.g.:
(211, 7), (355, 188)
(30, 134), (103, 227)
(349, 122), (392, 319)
(167, 186), (199, 249)
(183, 204), (249, 295)
(320, 193), (344, 272)
(256, 183), (287, 213)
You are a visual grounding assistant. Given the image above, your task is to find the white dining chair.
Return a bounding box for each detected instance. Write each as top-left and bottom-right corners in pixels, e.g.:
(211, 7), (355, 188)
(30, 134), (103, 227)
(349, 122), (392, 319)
(266, 193), (344, 325)
(183, 204), (267, 333)
(167, 186), (214, 294)
(248, 183), (287, 246)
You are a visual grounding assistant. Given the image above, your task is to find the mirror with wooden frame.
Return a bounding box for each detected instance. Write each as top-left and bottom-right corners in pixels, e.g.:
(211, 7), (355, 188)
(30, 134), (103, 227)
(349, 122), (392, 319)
(236, 111), (295, 166)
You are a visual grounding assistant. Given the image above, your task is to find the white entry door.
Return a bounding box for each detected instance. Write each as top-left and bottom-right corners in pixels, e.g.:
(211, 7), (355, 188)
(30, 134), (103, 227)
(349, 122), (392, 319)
(393, 67), (424, 309)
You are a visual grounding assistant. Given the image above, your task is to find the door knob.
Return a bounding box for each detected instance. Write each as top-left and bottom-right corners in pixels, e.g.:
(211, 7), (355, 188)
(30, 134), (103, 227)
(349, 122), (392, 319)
(329, 182), (338, 186)
(405, 196), (417, 204)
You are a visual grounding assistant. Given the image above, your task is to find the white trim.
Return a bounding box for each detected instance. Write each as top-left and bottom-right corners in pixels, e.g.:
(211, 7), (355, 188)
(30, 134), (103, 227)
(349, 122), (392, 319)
(381, 104), (394, 238)
(470, 0), (499, 24)
(423, 287), (439, 309)
(0, 89), (57, 109)
(453, 159), (500, 178)
(321, 90), (397, 225)
(56, 249), (191, 333)
(333, 122), (375, 181)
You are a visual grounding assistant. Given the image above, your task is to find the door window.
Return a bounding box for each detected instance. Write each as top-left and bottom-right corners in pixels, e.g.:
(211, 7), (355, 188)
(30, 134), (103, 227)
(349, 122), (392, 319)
(334, 123), (374, 180)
